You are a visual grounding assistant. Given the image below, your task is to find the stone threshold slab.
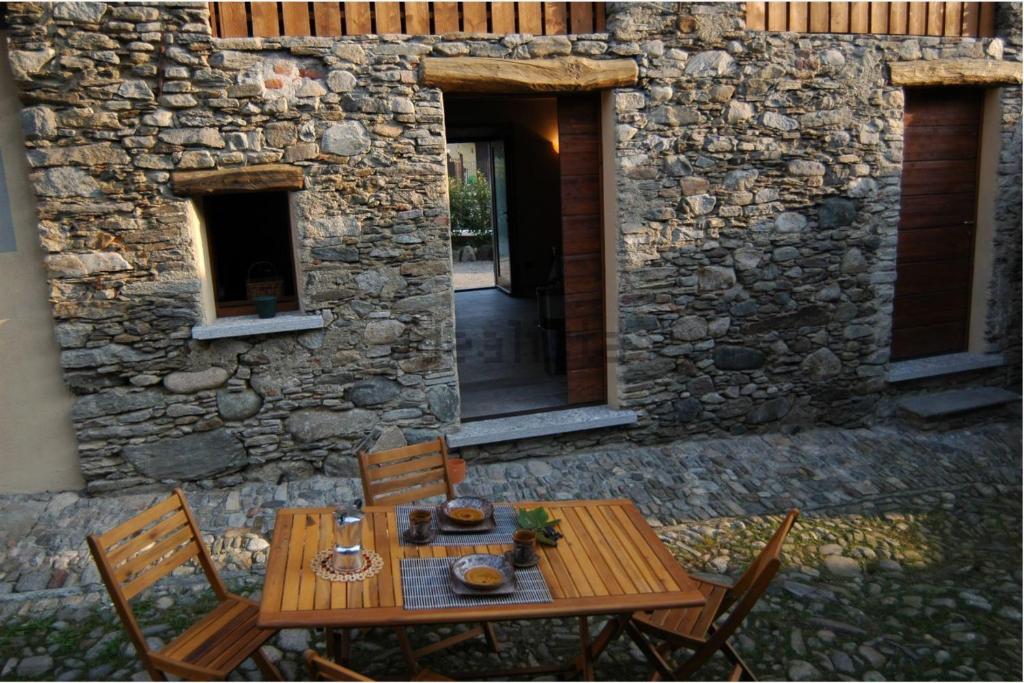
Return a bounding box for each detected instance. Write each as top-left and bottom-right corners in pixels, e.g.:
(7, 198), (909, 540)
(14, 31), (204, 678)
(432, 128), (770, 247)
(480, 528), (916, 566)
(888, 352), (1005, 383)
(897, 387), (1020, 418)
(446, 405), (638, 448)
(191, 312), (324, 340)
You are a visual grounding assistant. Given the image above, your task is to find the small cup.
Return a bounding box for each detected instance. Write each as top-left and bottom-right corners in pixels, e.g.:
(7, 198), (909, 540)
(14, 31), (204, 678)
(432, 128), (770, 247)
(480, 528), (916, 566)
(513, 529), (537, 566)
(409, 509), (432, 541)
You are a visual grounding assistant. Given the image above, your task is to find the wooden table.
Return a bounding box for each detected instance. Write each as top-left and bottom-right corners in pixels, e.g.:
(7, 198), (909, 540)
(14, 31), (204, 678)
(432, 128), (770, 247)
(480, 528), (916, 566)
(258, 499), (704, 678)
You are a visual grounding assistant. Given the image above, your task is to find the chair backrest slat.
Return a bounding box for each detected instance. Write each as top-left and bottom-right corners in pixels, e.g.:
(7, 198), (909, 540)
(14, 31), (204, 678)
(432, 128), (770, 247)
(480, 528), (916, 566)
(113, 524), (196, 584)
(373, 482), (450, 507)
(122, 542), (201, 599)
(358, 437), (454, 506)
(97, 494), (183, 548)
(107, 509), (190, 567)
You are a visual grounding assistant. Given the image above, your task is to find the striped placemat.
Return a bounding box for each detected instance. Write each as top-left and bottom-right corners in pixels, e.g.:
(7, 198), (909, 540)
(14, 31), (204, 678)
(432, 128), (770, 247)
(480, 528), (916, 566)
(400, 557), (552, 610)
(396, 505), (518, 546)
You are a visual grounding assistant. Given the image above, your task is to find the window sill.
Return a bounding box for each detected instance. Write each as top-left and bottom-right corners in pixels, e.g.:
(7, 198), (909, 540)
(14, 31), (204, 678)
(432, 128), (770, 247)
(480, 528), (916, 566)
(887, 352), (1005, 383)
(446, 406), (638, 448)
(191, 312), (324, 340)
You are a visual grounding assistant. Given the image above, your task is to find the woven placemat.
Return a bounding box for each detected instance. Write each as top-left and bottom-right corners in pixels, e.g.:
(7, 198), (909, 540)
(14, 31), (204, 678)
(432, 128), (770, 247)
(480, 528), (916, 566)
(396, 505), (518, 546)
(311, 549), (384, 582)
(400, 557), (552, 610)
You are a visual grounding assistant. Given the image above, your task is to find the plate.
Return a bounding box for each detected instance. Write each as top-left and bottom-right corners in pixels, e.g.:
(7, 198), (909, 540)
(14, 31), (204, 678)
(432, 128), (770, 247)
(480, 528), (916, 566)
(435, 507), (497, 533)
(402, 526), (436, 545)
(439, 497), (494, 527)
(450, 553), (514, 592)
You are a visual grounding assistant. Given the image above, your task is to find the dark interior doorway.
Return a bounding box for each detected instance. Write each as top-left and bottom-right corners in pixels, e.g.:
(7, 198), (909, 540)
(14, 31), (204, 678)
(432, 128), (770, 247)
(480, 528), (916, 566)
(446, 96), (568, 420)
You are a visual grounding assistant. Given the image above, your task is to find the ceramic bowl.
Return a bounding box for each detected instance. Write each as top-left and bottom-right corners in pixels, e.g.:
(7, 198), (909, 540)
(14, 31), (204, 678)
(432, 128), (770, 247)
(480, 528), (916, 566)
(440, 497), (494, 527)
(450, 553), (514, 591)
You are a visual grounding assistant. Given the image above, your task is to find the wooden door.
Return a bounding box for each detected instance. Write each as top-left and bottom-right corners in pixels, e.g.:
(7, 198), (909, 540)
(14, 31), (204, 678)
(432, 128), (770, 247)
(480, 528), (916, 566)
(558, 95), (606, 404)
(892, 88), (982, 360)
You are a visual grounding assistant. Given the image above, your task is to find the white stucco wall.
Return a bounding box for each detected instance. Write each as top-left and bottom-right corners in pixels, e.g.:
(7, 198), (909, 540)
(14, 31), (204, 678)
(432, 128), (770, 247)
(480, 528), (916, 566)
(0, 38), (82, 493)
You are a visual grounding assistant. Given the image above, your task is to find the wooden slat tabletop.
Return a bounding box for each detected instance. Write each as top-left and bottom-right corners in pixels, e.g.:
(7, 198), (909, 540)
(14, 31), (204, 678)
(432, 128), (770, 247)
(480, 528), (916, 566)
(258, 499), (705, 629)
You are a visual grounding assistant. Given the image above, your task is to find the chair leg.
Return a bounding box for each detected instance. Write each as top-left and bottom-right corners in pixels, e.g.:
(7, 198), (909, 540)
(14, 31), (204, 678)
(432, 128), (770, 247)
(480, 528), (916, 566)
(721, 641), (757, 681)
(252, 647), (284, 681)
(395, 626), (421, 678)
(625, 621), (675, 680)
(481, 622), (500, 653)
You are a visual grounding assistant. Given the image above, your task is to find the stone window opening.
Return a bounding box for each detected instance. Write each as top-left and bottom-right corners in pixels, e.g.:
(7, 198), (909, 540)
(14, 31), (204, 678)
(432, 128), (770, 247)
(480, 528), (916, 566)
(195, 190), (300, 319)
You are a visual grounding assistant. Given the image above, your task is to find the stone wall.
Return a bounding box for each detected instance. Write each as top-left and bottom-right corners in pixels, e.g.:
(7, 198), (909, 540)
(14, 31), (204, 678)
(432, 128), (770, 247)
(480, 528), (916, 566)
(4, 1), (1021, 492)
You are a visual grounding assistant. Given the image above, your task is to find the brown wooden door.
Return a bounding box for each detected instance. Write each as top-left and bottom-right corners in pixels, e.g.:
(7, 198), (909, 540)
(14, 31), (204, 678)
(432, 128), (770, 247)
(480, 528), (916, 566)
(892, 88), (982, 360)
(558, 95), (606, 404)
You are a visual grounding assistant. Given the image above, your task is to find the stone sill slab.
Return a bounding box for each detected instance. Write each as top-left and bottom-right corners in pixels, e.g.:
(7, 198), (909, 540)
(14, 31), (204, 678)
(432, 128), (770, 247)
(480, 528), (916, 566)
(898, 387), (1020, 418)
(191, 312), (324, 340)
(446, 405), (638, 448)
(887, 352), (1006, 383)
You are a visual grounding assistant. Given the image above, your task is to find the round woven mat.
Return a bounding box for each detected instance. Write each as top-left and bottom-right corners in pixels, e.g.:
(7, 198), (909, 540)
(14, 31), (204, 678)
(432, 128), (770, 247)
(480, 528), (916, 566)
(311, 549), (384, 582)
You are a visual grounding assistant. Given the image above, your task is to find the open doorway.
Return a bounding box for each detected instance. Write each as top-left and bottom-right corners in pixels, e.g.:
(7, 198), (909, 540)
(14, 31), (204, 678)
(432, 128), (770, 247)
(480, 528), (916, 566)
(446, 96), (568, 420)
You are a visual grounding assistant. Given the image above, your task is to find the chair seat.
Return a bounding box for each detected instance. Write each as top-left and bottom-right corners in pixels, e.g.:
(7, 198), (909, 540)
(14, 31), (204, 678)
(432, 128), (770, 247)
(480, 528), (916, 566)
(161, 595), (275, 675)
(633, 578), (729, 644)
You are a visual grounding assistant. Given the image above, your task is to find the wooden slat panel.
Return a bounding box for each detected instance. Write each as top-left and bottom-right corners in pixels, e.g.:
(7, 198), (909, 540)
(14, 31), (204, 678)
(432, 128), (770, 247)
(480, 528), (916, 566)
(927, 1), (945, 34)
(767, 2), (788, 30)
(902, 159), (977, 196)
(462, 2), (488, 32)
(282, 2), (311, 35)
(114, 527), (194, 583)
(518, 1), (543, 33)
(850, 2), (870, 31)
(894, 258), (973, 294)
(314, 513), (332, 611)
(789, 2), (810, 32)
(108, 511), (190, 567)
(594, 2), (605, 31)
(831, 1), (850, 31)
(375, 483), (449, 506)
(297, 513), (319, 611)
(433, 2), (459, 32)
(569, 1), (594, 33)
(365, 439), (443, 464)
(374, 1), (401, 32)
(218, 2), (249, 37)
(746, 1), (767, 30)
(313, 2), (343, 35)
(978, 1), (995, 36)
(250, 2), (280, 36)
(404, 1), (430, 33)
(895, 290), (969, 328)
(281, 514), (306, 611)
(961, 1), (979, 36)
(345, 2), (372, 34)
(898, 226), (974, 259)
(943, 1), (962, 35)
(492, 1), (516, 32)
(870, 1), (889, 32)
(908, 1), (928, 32)
(809, 2), (830, 30)
(904, 133), (978, 162)
(544, 2), (567, 34)
(889, 1), (909, 33)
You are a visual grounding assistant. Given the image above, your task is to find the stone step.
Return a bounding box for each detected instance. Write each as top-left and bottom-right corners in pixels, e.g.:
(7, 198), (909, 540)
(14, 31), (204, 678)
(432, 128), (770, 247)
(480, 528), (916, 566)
(446, 406), (638, 448)
(897, 387), (1021, 419)
(887, 352), (1005, 383)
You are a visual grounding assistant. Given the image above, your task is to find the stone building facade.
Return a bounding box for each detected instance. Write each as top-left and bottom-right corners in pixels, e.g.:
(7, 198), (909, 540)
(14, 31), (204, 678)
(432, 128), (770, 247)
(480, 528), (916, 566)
(3, 2), (1020, 493)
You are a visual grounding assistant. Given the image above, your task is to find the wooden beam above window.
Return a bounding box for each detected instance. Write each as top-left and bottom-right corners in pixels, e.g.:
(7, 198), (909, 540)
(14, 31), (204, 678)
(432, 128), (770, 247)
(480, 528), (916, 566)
(890, 59), (1023, 86)
(420, 56), (638, 94)
(171, 164), (305, 196)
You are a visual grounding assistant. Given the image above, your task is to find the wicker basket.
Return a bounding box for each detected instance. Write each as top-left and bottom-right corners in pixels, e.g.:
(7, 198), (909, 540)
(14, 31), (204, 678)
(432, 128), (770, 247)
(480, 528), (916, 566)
(246, 261), (283, 301)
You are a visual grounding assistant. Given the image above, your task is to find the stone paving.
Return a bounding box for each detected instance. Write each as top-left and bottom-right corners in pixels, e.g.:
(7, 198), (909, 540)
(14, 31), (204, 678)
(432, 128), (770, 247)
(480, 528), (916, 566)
(0, 421), (1020, 681)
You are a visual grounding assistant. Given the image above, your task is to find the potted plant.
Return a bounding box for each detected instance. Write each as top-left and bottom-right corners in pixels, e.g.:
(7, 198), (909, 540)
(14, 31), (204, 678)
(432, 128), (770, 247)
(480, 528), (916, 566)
(247, 261), (282, 319)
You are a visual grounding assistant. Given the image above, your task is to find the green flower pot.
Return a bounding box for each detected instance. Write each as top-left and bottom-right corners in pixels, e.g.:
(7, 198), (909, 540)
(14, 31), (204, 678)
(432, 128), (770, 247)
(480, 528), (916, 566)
(253, 295), (277, 319)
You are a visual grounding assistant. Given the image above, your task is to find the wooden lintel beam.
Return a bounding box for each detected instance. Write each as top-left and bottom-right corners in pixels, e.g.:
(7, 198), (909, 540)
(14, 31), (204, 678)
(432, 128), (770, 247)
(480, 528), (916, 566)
(420, 56), (638, 93)
(890, 59), (1023, 86)
(171, 164), (305, 196)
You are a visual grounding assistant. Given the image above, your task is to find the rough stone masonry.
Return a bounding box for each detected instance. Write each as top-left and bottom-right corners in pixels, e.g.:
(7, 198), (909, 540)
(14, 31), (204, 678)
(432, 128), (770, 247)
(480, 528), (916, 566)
(4, 2), (1021, 492)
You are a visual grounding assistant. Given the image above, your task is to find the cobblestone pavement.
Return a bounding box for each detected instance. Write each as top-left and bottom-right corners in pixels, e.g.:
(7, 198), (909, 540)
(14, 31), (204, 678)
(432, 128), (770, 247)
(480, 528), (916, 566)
(453, 260), (496, 290)
(0, 422), (1020, 681)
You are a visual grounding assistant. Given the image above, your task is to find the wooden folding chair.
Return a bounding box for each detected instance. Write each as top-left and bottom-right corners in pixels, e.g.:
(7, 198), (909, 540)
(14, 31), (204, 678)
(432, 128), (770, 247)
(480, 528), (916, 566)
(343, 438), (499, 670)
(87, 488), (282, 681)
(627, 509), (800, 681)
(305, 649), (452, 681)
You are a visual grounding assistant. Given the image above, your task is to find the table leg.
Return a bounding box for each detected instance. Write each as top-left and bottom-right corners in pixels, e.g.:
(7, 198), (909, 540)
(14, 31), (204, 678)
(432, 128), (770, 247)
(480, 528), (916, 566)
(395, 626), (420, 678)
(579, 616), (594, 681)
